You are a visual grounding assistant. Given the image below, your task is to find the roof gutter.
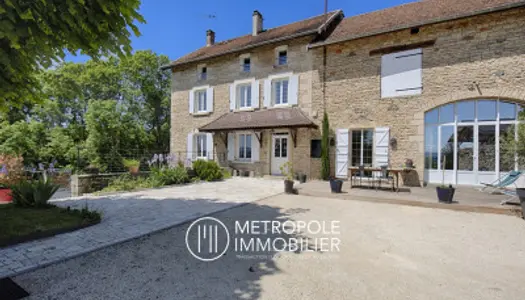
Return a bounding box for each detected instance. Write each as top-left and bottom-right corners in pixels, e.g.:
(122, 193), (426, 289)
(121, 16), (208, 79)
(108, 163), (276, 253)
(308, 2), (525, 49)
(161, 10), (344, 71)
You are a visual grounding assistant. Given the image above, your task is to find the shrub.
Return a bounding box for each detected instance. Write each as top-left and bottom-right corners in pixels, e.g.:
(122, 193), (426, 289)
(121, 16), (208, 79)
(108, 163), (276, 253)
(150, 166), (189, 185)
(192, 160), (223, 181)
(102, 174), (155, 192)
(0, 154), (25, 187)
(123, 158), (140, 169)
(11, 179), (60, 208)
(321, 112), (331, 180)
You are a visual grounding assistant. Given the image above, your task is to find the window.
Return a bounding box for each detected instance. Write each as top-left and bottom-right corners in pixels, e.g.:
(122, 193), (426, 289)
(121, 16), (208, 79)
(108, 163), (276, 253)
(278, 51), (287, 65)
(238, 134), (252, 160)
(195, 89), (207, 112)
(195, 134), (207, 158)
(351, 129), (374, 168)
(243, 57), (251, 72)
(381, 48), (422, 98)
(310, 140), (322, 158)
(273, 78), (289, 105)
(238, 84), (252, 108)
(198, 66), (207, 80)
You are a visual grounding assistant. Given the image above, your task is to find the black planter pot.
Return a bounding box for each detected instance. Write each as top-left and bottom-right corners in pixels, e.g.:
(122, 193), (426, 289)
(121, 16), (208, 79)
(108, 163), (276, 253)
(330, 179), (343, 193)
(436, 186), (455, 203)
(284, 180), (294, 194)
(515, 188), (525, 218)
(299, 174), (307, 184)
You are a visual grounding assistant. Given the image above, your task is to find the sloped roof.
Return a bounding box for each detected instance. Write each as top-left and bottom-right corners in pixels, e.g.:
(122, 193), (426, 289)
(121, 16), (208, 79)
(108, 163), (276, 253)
(199, 108), (317, 132)
(163, 10), (342, 69)
(310, 0), (525, 48)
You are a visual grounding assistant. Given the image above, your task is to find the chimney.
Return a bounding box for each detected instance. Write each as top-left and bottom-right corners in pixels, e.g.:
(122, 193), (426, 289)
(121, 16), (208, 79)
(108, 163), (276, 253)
(252, 10), (263, 36)
(206, 29), (215, 47)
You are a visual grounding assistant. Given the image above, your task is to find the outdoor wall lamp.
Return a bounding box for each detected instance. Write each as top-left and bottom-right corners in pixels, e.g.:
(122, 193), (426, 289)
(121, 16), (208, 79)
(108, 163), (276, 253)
(390, 137), (397, 150)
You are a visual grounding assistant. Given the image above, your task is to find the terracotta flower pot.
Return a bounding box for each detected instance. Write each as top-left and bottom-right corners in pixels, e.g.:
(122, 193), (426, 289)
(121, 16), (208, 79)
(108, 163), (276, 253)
(129, 166), (140, 175)
(0, 188), (12, 203)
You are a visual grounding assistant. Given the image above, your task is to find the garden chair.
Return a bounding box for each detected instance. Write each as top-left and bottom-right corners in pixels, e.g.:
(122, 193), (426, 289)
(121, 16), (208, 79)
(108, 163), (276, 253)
(374, 165), (394, 191)
(353, 165), (372, 188)
(479, 171), (522, 194)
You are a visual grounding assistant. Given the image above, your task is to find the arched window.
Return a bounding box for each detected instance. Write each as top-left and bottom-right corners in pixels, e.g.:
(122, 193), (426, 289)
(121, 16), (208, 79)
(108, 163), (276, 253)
(424, 99), (522, 185)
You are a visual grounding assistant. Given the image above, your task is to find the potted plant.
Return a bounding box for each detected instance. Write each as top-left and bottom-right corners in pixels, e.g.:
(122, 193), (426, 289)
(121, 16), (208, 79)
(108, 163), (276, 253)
(515, 188), (525, 217)
(280, 162), (295, 194)
(0, 155), (24, 203)
(299, 173), (307, 184)
(329, 176), (343, 193)
(436, 156), (455, 203)
(123, 158), (140, 175)
(403, 158), (414, 170)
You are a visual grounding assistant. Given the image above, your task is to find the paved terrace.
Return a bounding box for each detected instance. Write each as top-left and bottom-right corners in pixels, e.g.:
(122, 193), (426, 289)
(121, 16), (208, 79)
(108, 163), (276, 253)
(0, 178), (283, 279)
(298, 180), (523, 216)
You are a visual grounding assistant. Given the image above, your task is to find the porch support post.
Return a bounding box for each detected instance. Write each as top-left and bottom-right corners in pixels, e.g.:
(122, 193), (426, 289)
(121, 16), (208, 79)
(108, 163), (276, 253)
(290, 128), (298, 148)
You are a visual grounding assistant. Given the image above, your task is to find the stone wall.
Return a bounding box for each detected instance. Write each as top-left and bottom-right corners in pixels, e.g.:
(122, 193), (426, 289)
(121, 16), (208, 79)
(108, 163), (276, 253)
(71, 173), (148, 196)
(312, 8), (525, 185)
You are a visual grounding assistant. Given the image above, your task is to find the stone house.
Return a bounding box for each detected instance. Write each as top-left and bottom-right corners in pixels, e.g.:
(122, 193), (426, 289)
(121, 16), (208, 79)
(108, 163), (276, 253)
(163, 0), (525, 186)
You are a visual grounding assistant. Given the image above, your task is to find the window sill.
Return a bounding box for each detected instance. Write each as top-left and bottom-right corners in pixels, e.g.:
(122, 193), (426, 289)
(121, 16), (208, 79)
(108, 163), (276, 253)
(230, 160), (254, 164)
(193, 111), (212, 116)
(269, 104), (292, 109)
(273, 64), (288, 69)
(235, 107), (255, 112)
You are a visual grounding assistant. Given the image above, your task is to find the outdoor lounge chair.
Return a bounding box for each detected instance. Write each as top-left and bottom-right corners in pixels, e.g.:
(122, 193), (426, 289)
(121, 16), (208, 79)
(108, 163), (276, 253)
(479, 171), (522, 194)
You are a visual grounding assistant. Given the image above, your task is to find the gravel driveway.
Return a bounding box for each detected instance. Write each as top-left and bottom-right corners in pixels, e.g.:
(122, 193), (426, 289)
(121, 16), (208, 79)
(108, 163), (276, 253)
(13, 194), (525, 300)
(0, 178), (283, 278)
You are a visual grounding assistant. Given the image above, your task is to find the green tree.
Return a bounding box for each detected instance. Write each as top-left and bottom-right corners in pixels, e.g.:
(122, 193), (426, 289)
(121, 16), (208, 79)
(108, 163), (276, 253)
(321, 111), (331, 180)
(120, 50), (171, 151)
(0, 0), (144, 109)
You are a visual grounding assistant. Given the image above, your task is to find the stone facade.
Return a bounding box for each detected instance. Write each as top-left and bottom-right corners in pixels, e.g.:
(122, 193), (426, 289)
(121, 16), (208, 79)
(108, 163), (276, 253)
(311, 7), (525, 185)
(170, 36), (322, 177)
(170, 8), (525, 183)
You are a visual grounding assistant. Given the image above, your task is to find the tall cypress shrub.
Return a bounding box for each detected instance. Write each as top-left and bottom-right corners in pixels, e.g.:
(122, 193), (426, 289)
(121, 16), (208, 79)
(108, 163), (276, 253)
(321, 111), (330, 180)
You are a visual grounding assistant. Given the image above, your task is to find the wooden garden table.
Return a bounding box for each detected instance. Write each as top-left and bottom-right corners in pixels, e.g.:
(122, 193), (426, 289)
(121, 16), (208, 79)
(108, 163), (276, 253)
(348, 167), (410, 192)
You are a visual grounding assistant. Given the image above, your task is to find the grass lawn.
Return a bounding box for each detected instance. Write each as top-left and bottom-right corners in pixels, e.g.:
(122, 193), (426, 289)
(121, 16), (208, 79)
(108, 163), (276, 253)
(0, 204), (101, 247)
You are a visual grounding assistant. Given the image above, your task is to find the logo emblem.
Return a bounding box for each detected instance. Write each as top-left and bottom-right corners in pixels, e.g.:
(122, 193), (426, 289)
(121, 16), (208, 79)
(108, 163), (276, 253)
(185, 217), (230, 261)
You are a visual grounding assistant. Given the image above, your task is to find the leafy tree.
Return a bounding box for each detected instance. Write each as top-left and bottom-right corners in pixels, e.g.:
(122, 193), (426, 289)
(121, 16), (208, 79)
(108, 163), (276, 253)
(0, 0), (144, 109)
(120, 51), (171, 151)
(321, 111), (331, 180)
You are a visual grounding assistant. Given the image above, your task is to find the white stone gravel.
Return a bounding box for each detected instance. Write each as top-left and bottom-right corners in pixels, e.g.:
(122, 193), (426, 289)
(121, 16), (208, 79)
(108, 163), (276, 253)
(0, 178), (283, 278)
(12, 194), (525, 300)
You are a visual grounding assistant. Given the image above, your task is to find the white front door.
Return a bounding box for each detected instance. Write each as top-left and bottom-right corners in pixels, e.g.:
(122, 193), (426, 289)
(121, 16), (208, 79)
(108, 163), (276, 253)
(271, 134), (289, 175)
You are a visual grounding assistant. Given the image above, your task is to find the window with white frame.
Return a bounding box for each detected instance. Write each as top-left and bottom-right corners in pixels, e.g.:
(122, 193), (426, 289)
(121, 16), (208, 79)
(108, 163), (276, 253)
(272, 78), (289, 105)
(274, 46), (288, 66)
(381, 48), (422, 98)
(237, 84), (252, 108)
(195, 89), (207, 112)
(195, 134), (207, 158)
(198, 65), (207, 81)
(351, 129), (374, 168)
(238, 133), (252, 160)
(242, 57), (251, 72)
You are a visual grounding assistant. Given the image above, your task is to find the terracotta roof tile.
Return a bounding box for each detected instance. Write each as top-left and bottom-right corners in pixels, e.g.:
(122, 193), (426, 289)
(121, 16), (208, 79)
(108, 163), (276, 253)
(165, 11), (341, 68)
(199, 108), (317, 132)
(312, 0), (525, 47)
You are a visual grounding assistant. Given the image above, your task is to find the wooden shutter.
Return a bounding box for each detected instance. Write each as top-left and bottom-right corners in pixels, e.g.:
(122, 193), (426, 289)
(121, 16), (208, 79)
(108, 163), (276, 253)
(251, 133), (260, 162)
(336, 129), (349, 178)
(229, 84), (236, 111)
(188, 90), (194, 114)
(374, 127), (390, 167)
(227, 133), (235, 161)
(381, 48), (422, 98)
(187, 133), (193, 162)
(206, 133), (214, 160)
(288, 74), (299, 106)
(251, 80), (260, 109)
(263, 79), (271, 107)
(206, 87), (214, 113)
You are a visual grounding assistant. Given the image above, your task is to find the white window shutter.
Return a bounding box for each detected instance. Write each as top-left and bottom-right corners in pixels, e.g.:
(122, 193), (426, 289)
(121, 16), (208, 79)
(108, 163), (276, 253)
(336, 129), (349, 178)
(374, 127), (390, 167)
(288, 74), (299, 106)
(227, 133), (235, 161)
(263, 79), (271, 107)
(381, 48), (422, 98)
(251, 80), (260, 109)
(206, 133), (214, 160)
(187, 133), (193, 162)
(251, 133), (260, 162)
(229, 84), (236, 111)
(189, 91), (194, 114)
(206, 87), (214, 113)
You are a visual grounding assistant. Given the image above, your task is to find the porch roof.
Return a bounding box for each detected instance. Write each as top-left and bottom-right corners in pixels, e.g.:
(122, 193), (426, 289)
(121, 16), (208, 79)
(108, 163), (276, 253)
(199, 107), (318, 132)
